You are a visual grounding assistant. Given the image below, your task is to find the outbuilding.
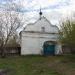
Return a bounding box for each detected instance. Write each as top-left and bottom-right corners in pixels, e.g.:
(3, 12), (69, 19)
(20, 11), (62, 55)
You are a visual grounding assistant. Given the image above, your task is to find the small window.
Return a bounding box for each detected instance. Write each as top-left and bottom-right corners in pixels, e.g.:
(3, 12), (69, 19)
(41, 27), (45, 32)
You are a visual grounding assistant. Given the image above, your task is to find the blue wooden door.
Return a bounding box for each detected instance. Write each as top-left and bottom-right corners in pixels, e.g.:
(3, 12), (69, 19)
(44, 44), (55, 55)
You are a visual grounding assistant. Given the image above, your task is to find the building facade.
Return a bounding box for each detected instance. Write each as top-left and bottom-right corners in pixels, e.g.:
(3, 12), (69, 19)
(21, 11), (62, 55)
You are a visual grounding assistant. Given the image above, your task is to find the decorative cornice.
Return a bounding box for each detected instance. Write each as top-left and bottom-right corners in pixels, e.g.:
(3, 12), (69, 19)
(22, 31), (59, 34)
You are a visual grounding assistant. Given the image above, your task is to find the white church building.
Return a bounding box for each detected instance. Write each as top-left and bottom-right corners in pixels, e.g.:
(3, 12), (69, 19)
(20, 10), (62, 55)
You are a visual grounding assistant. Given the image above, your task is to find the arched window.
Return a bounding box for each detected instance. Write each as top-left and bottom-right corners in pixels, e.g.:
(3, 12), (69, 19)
(41, 27), (45, 32)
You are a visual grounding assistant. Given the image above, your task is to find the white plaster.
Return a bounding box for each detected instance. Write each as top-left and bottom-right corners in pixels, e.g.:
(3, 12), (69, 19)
(21, 16), (62, 55)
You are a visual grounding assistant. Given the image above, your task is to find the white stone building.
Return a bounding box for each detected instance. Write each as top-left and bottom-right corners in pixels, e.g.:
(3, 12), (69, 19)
(20, 11), (62, 55)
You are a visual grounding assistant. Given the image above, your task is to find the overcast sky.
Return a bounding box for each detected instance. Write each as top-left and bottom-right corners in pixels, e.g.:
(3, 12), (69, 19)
(0, 0), (75, 25)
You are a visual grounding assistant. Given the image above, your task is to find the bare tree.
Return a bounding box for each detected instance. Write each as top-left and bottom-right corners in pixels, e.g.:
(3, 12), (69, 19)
(0, 5), (23, 57)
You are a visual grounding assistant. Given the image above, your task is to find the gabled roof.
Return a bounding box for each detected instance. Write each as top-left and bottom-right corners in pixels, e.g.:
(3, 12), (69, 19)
(23, 16), (59, 34)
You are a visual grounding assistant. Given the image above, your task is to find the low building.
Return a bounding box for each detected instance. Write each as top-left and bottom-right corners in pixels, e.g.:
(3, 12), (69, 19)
(20, 11), (62, 55)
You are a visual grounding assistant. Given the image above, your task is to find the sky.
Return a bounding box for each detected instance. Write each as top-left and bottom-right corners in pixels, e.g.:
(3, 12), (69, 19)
(0, 0), (75, 25)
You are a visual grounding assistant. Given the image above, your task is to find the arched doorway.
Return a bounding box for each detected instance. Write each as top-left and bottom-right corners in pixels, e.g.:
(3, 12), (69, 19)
(43, 41), (56, 55)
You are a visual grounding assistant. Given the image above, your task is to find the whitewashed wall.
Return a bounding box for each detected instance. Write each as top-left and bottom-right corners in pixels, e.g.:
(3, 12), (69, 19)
(21, 32), (61, 55)
(25, 17), (59, 33)
(21, 17), (62, 55)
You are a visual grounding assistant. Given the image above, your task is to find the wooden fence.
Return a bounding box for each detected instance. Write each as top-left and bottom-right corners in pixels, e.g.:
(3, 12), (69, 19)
(62, 45), (75, 54)
(0, 47), (21, 56)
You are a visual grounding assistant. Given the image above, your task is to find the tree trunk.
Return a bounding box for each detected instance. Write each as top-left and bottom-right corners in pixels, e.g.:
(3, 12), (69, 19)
(1, 47), (6, 58)
(70, 46), (75, 54)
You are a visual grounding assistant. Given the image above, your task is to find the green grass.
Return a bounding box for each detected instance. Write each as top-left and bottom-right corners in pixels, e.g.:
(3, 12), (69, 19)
(0, 55), (75, 75)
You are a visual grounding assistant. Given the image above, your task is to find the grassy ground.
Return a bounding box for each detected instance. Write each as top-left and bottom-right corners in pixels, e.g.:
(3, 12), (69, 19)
(0, 55), (75, 75)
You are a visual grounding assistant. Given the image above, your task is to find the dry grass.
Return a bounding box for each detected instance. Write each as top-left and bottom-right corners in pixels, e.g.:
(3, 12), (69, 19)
(0, 55), (75, 75)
